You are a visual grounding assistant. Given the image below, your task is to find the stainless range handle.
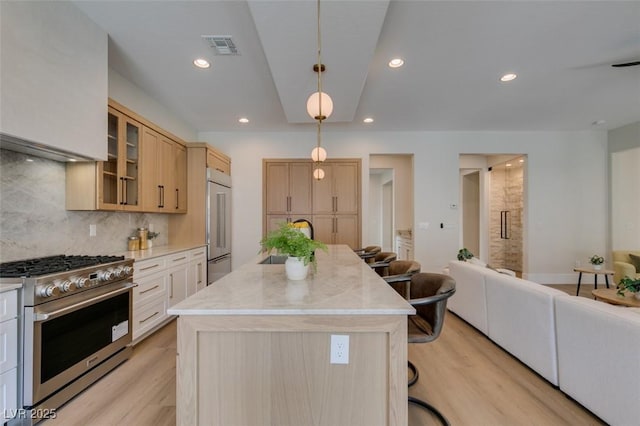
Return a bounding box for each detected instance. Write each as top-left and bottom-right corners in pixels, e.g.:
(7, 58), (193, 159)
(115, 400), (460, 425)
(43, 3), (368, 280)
(34, 283), (136, 322)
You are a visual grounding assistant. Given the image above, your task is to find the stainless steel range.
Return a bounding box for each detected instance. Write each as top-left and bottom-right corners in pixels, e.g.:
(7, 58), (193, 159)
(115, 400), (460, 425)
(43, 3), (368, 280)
(0, 255), (135, 424)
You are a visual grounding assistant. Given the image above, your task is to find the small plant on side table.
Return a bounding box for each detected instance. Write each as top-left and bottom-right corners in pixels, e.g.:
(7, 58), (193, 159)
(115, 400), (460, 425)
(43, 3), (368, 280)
(589, 255), (604, 269)
(617, 276), (640, 298)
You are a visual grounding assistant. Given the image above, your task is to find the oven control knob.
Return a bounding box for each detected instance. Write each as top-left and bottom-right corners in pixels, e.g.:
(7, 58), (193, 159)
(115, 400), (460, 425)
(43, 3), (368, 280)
(97, 270), (115, 282)
(114, 267), (125, 278)
(122, 266), (134, 276)
(73, 277), (89, 288)
(56, 279), (74, 293)
(38, 284), (59, 298)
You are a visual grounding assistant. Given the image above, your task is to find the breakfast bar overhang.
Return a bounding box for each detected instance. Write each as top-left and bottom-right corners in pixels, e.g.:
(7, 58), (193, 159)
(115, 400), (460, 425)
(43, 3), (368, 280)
(168, 245), (415, 425)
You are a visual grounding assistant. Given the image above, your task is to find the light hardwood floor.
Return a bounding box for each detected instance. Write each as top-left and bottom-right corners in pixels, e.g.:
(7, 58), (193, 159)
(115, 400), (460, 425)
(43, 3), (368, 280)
(45, 306), (604, 426)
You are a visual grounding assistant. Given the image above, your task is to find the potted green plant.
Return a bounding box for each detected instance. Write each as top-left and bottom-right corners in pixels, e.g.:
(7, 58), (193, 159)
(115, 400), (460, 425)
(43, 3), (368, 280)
(589, 255), (604, 270)
(260, 222), (327, 280)
(617, 276), (640, 299)
(457, 248), (474, 261)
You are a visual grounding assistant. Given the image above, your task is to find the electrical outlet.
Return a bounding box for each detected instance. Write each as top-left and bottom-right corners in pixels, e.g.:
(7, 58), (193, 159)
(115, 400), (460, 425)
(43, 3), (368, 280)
(330, 334), (349, 364)
(89, 224), (96, 237)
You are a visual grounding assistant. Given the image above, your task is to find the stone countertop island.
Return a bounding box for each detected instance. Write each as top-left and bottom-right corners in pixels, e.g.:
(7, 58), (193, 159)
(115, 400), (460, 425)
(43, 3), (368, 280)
(168, 245), (414, 426)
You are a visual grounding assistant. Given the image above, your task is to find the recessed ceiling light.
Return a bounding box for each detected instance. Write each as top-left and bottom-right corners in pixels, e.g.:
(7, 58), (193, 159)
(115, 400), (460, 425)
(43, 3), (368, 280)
(519, 159), (524, 163)
(193, 58), (211, 69)
(388, 58), (404, 68)
(25, 158), (34, 162)
(363, 117), (374, 124)
(500, 73), (517, 82)
(506, 163), (512, 167)
(238, 117), (249, 124)
(68, 158), (77, 162)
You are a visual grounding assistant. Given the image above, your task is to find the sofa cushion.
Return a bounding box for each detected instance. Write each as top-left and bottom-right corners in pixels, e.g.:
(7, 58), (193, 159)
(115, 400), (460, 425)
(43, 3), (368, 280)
(555, 296), (640, 426)
(629, 253), (640, 270)
(484, 274), (568, 385)
(447, 261), (493, 335)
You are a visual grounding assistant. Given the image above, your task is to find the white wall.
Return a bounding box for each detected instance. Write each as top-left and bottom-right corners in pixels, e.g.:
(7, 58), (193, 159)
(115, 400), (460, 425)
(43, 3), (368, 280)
(608, 122), (640, 252)
(370, 155), (413, 233)
(109, 69), (198, 142)
(200, 130), (608, 283)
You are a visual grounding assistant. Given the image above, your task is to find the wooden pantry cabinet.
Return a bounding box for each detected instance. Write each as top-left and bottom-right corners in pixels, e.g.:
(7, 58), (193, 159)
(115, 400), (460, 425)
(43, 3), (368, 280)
(66, 99), (187, 214)
(263, 159), (361, 248)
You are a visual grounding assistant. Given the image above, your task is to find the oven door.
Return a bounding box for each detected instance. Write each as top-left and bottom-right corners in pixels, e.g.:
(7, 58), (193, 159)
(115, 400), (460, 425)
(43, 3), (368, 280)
(23, 282), (134, 406)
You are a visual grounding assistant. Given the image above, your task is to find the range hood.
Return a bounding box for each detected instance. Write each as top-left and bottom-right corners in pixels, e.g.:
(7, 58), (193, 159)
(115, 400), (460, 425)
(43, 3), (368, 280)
(0, 133), (95, 163)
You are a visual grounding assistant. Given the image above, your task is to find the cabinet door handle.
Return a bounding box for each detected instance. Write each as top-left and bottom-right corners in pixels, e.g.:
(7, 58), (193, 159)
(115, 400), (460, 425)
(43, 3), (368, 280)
(140, 263), (160, 271)
(197, 263), (202, 284)
(170, 274), (174, 298)
(172, 256), (187, 262)
(334, 196), (338, 212)
(158, 185), (163, 208)
(176, 188), (179, 209)
(120, 177), (126, 205)
(139, 311), (159, 324)
(215, 167), (224, 173)
(140, 284), (160, 295)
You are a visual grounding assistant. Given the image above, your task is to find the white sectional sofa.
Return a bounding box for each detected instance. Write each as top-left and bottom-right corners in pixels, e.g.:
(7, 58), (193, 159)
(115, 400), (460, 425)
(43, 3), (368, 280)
(555, 296), (640, 426)
(448, 261), (568, 385)
(447, 260), (640, 426)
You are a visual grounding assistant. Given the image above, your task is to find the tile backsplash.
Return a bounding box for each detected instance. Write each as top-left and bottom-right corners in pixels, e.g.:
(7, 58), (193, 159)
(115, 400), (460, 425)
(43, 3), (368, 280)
(0, 149), (168, 262)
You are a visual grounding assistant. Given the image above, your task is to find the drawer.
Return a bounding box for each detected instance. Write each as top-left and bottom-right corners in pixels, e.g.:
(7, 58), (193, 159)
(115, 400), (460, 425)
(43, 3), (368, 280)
(189, 246), (207, 261)
(0, 290), (17, 322)
(133, 272), (167, 307)
(132, 294), (168, 341)
(0, 368), (17, 418)
(134, 257), (166, 278)
(166, 251), (189, 267)
(0, 318), (17, 374)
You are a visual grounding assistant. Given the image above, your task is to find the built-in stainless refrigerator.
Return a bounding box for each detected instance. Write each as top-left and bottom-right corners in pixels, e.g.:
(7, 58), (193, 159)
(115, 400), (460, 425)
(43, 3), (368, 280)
(207, 168), (232, 284)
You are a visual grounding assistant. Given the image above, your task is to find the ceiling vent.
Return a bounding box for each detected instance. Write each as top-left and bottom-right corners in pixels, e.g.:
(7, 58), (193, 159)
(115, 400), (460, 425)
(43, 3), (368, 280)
(201, 35), (239, 55)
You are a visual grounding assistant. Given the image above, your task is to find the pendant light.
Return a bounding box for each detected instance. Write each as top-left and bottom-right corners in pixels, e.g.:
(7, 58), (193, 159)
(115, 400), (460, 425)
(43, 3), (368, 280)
(308, 0), (331, 180)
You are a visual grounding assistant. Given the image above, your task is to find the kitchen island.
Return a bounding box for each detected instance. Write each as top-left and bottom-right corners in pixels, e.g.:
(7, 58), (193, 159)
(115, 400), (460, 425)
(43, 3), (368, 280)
(168, 245), (415, 426)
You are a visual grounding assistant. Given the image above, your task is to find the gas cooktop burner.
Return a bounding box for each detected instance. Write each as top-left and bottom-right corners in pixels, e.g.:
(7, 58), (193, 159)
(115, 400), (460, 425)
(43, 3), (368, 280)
(0, 254), (126, 278)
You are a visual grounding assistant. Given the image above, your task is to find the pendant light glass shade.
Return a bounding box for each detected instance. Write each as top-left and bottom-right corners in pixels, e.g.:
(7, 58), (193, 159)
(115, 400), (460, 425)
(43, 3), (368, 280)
(311, 146), (327, 162)
(313, 168), (325, 180)
(306, 91), (333, 120)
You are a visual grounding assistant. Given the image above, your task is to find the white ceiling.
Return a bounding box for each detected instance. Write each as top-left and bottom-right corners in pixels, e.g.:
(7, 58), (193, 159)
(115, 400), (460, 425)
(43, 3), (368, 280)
(74, 0), (640, 133)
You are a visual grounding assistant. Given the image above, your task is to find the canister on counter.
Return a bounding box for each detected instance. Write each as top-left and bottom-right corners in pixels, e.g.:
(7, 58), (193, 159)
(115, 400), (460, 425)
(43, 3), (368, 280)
(138, 227), (149, 250)
(128, 236), (140, 251)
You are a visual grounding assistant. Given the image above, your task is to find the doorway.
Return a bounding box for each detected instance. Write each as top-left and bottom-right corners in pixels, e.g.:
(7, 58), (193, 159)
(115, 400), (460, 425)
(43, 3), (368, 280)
(459, 154), (526, 274)
(369, 154), (414, 255)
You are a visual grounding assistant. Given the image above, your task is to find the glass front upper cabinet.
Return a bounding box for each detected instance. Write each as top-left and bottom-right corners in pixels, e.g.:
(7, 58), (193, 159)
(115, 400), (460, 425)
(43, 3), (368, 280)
(100, 107), (141, 210)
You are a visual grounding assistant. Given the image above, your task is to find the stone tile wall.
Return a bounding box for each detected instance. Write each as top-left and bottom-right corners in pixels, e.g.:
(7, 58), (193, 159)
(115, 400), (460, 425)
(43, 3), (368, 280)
(489, 163), (523, 271)
(0, 149), (168, 262)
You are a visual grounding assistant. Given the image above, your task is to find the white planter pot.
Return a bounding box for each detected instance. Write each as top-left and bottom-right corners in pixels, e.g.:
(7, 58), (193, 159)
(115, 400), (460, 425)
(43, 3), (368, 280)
(592, 264), (602, 270)
(285, 256), (309, 281)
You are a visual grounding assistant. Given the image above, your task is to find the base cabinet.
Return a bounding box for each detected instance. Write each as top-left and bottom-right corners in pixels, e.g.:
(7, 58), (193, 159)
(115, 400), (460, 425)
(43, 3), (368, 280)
(0, 290), (18, 423)
(133, 247), (207, 343)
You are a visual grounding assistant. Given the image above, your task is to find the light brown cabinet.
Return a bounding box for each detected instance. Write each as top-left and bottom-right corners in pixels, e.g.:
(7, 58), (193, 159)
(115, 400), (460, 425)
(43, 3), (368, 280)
(66, 106), (143, 211)
(141, 127), (187, 213)
(313, 161), (359, 215)
(263, 159), (361, 249)
(207, 149), (231, 175)
(67, 99), (187, 214)
(169, 144), (231, 246)
(264, 161), (313, 216)
(312, 214), (359, 248)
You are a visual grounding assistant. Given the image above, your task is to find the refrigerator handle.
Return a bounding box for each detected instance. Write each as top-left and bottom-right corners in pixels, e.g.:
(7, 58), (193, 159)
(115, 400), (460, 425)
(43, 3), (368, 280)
(216, 193), (223, 248)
